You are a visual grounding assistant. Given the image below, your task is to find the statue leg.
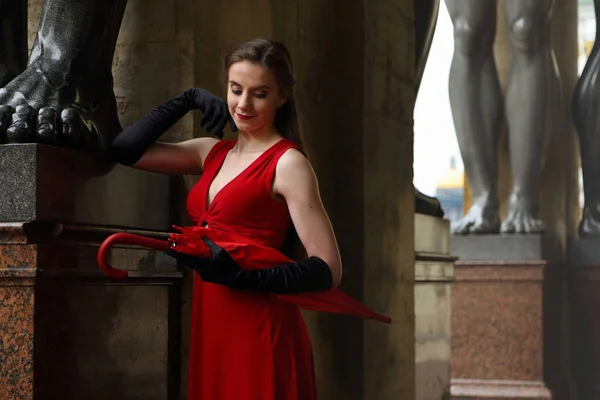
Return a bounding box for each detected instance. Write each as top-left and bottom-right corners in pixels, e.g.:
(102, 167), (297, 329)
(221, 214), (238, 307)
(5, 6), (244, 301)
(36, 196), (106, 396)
(64, 0), (128, 150)
(500, 0), (561, 234)
(0, 0), (27, 87)
(445, 0), (502, 234)
(572, 0), (600, 236)
(0, 0), (127, 151)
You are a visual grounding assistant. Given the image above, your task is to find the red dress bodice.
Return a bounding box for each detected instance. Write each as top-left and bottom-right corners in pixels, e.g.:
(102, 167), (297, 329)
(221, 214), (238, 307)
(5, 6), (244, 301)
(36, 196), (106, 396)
(187, 139), (296, 249)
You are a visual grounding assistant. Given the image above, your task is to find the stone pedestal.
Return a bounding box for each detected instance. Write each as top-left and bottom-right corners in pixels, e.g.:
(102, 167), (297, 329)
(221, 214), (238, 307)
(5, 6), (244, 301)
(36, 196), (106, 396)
(414, 214), (454, 400)
(0, 144), (181, 400)
(569, 237), (600, 400)
(449, 235), (565, 400)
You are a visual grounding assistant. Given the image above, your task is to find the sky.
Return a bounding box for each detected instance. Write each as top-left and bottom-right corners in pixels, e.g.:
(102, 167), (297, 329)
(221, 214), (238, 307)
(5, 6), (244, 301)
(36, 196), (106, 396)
(413, 4), (462, 197)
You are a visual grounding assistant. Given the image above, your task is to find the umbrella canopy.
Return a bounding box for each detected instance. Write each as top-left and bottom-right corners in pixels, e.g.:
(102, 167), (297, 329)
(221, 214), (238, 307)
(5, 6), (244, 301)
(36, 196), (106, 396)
(98, 226), (391, 324)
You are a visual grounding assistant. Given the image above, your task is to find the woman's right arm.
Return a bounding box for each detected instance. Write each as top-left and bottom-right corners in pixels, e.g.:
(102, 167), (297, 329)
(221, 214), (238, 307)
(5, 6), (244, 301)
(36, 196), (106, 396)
(109, 88), (235, 175)
(131, 138), (219, 175)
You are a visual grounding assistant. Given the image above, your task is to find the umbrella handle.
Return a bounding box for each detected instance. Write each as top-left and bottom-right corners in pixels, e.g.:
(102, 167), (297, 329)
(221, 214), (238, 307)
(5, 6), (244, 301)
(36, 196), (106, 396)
(97, 232), (170, 278)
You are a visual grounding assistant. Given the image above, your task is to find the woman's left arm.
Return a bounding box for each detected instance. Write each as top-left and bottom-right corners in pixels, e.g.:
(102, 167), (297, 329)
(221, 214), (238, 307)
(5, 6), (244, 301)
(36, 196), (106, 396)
(274, 149), (342, 287)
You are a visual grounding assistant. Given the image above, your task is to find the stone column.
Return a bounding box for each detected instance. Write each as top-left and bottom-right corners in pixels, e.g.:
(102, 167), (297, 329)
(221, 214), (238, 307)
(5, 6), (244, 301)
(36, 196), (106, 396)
(415, 214), (454, 400)
(362, 1), (416, 398)
(0, 147), (179, 399)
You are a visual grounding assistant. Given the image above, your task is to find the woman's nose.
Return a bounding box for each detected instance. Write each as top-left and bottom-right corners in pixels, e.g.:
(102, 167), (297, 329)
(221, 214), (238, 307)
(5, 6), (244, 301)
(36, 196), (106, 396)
(238, 94), (251, 110)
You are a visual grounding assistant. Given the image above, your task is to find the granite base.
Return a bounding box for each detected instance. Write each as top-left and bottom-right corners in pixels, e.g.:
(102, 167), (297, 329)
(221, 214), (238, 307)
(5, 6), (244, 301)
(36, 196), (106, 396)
(0, 144), (170, 229)
(0, 144), (181, 399)
(451, 379), (551, 399)
(449, 234), (567, 400)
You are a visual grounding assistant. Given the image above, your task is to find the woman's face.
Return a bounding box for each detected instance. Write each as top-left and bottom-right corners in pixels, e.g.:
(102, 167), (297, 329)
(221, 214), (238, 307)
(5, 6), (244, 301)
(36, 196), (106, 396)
(227, 60), (286, 135)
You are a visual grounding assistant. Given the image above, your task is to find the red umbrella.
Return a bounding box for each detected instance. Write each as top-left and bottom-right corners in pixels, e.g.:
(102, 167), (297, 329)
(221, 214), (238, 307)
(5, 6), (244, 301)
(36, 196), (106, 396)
(98, 226), (392, 324)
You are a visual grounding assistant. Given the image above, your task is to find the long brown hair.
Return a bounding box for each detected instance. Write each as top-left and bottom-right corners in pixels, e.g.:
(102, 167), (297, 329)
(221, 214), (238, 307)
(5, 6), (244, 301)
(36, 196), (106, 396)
(224, 38), (304, 151)
(225, 38), (307, 260)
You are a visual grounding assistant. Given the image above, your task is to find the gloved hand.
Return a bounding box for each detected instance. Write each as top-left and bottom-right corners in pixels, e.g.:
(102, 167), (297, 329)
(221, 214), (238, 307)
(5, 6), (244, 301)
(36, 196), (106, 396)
(167, 238), (334, 294)
(109, 87), (237, 165)
(166, 245), (211, 277)
(185, 88), (237, 138)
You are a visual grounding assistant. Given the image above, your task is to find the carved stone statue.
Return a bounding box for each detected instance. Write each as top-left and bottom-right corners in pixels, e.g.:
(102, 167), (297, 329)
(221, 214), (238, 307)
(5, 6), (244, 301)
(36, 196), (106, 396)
(0, 0), (127, 151)
(446, 0), (561, 234)
(572, 0), (600, 237)
(414, 0), (445, 219)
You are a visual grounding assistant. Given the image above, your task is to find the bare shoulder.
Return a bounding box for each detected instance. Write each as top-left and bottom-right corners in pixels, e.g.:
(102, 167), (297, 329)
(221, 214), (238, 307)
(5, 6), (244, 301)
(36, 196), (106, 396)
(278, 147), (311, 169)
(273, 148), (318, 195)
(276, 148), (315, 179)
(194, 137), (221, 165)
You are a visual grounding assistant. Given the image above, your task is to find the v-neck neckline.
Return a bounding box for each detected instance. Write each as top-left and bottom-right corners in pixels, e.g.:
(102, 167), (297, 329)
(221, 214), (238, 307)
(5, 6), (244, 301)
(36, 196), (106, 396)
(205, 139), (284, 212)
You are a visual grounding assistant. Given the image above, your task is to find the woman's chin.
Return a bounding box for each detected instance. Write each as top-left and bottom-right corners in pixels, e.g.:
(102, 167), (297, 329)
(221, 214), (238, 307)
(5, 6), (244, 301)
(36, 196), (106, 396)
(234, 121), (258, 133)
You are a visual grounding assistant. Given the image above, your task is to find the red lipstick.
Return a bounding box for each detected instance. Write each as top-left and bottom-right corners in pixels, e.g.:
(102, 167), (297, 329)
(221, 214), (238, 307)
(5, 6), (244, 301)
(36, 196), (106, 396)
(236, 113), (253, 120)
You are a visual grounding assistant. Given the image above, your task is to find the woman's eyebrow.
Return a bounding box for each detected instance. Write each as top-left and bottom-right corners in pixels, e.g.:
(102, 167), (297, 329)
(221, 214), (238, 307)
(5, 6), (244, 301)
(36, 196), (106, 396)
(228, 80), (271, 90)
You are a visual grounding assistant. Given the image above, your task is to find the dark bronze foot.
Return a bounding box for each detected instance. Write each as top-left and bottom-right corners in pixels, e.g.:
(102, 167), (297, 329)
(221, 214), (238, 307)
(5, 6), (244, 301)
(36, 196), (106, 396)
(36, 106), (59, 144)
(0, 104), (97, 151)
(0, 58), (119, 152)
(0, 104), (13, 143)
(5, 104), (34, 143)
(0, 66), (19, 88)
(61, 107), (98, 151)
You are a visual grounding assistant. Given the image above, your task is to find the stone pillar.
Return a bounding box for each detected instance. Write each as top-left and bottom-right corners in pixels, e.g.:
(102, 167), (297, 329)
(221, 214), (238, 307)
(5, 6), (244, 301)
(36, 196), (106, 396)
(0, 145), (179, 399)
(568, 241), (600, 400)
(362, 1), (416, 397)
(415, 214), (454, 400)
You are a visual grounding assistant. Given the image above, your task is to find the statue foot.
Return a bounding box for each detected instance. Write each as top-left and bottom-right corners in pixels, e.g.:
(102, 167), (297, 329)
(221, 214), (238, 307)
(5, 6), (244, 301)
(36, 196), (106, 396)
(451, 195), (500, 234)
(0, 60), (120, 152)
(500, 192), (545, 234)
(0, 65), (18, 88)
(579, 207), (600, 237)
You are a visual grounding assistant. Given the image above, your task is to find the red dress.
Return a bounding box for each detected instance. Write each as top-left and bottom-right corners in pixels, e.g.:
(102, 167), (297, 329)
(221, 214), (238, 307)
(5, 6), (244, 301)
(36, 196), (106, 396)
(186, 139), (317, 400)
(182, 139), (390, 399)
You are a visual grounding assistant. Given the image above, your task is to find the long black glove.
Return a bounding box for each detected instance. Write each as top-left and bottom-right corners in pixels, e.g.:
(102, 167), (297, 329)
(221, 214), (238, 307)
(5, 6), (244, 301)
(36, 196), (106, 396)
(109, 88), (237, 165)
(167, 239), (334, 294)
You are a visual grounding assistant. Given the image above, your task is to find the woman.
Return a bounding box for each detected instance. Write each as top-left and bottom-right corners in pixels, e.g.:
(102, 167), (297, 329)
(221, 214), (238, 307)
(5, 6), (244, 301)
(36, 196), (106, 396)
(111, 38), (342, 400)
